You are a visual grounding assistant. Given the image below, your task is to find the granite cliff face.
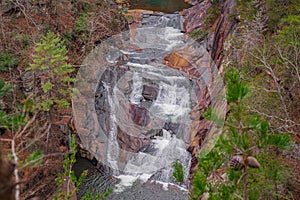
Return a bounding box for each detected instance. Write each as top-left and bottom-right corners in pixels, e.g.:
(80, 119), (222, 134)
(182, 0), (212, 33)
(183, 0), (237, 69)
(180, 0), (236, 173)
(208, 0), (237, 69)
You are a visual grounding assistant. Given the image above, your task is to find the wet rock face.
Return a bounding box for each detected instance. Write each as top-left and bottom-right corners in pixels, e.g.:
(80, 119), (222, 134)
(208, 0), (237, 68)
(72, 9), (228, 200)
(182, 0), (237, 68)
(142, 84), (159, 101)
(95, 66), (129, 135)
(129, 104), (151, 127)
(91, 25), (198, 176)
(163, 122), (180, 135)
(117, 127), (151, 152)
(182, 0), (211, 33)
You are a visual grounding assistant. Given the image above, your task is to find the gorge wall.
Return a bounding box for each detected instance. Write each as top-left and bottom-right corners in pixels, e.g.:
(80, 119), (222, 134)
(181, 0), (236, 173)
(183, 0), (237, 69)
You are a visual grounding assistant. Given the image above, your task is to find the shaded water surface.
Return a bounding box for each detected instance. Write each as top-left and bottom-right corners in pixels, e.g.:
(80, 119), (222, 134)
(129, 0), (191, 13)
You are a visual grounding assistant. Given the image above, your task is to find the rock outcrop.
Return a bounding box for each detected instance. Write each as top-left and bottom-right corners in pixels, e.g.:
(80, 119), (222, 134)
(208, 0), (237, 69)
(182, 0), (212, 33)
(182, 0), (237, 68)
(181, 0), (236, 174)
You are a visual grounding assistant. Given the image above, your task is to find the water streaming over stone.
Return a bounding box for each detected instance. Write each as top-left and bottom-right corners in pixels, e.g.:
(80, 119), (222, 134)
(73, 12), (226, 199)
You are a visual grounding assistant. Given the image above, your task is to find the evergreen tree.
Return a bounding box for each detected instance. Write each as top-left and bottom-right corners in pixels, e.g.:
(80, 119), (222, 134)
(191, 70), (292, 200)
(28, 31), (75, 111)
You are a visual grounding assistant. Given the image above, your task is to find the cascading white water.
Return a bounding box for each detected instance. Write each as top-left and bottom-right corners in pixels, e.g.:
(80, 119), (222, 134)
(97, 15), (194, 191)
(104, 82), (120, 171)
(73, 12), (226, 199)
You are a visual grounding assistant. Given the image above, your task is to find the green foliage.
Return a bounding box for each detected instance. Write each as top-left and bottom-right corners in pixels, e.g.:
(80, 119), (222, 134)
(172, 160), (184, 183)
(205, 0), (221, 25)
(75, 14), (88, 34)
(0, 78), (11, 97)
(202, 107), (224, 127)
(236, 0), (300, 33)
(0, 94), (27, 131)
(13, 32), (32, 48)
(62, 32), (76, 50)
(54, 134), (87, 200)
(0, 51), (20, 72)
(233, 4), (300, 131)
(276, 14), (300, 46)
(28, 31), (75, 111)
(265, 0), (300, 32)
(0, 80), (33, 131)
(225, 70), (248, 103)
(189, 29), (208, 41)
(20, 150), (44, 168)
(81, 189), (113, 200)
(234, 1), (257, 27)
(54, 134), (112, 200)
(191, 70), (292, 200)
(8, 113), (27, 130)
(191, 145), (236, 200)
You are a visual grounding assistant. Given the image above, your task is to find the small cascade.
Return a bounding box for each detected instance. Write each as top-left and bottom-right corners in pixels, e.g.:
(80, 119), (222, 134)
(141, 13), (184, 30)
(104, 82), (120, 171)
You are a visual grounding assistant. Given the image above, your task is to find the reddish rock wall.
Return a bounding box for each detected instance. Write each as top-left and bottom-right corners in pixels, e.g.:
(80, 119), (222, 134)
(182, 0), (237, 68)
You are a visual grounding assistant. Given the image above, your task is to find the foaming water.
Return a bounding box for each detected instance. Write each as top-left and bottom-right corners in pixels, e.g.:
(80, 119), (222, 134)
(74, 11), (226, 200)
(99, 13), (192, 193)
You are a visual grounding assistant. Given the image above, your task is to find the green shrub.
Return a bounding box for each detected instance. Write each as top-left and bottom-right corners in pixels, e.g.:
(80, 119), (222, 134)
(189, 29), (208, 41)
(172, 160), (184, 183)
(28, 31), (75, 111)
(0, 78), (11, 97)
(265, 0), (300, 32)
(81, 189), (113, 200)
(13, 32), (32, 48)
(0, 51), (20, 72)
(75, 14), (88, 34)
(205, 0), (221, 25)
(191, 70), (292, 200)
(54, 134), (87, 200)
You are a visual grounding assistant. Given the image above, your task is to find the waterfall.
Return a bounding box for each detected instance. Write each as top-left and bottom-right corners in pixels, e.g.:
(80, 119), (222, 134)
(73, 10), (225, 200)
(99, 13), (193, 192)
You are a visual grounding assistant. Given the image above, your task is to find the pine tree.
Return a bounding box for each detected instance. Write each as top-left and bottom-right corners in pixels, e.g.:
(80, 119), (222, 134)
(28, 31), (75, 111)
(191, 70), (292, 200)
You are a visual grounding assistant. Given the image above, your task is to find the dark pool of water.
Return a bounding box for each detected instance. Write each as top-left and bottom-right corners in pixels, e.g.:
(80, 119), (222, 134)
(129, 0), (191, 13)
